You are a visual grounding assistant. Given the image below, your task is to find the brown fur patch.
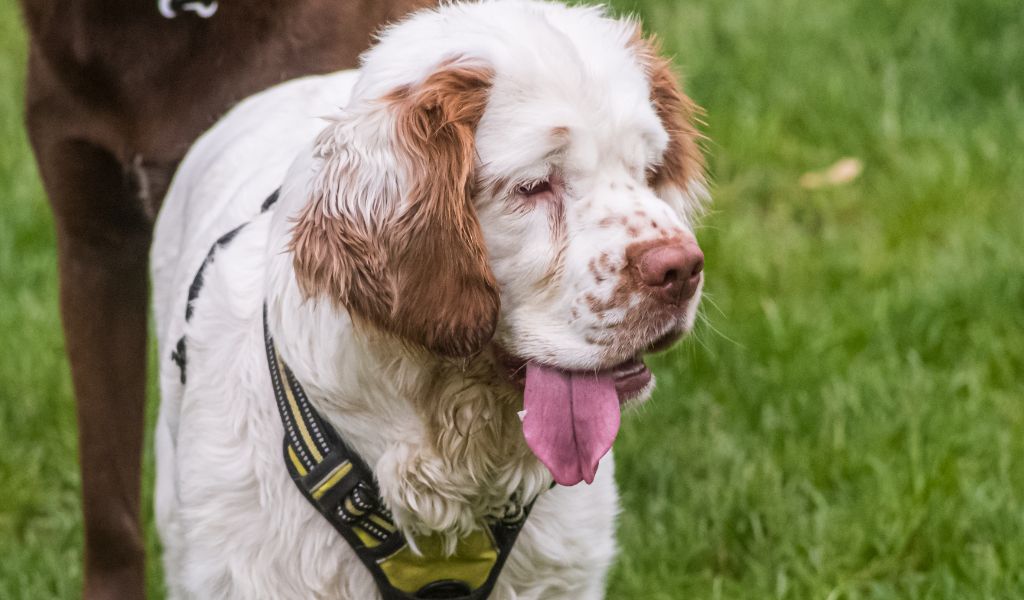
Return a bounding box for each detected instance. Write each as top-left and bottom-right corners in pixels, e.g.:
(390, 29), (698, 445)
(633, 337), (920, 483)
(292, 62), (499, 358)
(598, 215), (630, 228)
(629, 30), (706, 195)
(291, 196), (396, 319)
(588, 257), (607, 283)
(388, 64), (500, 358)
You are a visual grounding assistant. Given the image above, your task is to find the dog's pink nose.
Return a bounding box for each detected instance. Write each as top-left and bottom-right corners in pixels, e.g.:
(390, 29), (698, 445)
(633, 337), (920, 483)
(636, 242), (704, 304)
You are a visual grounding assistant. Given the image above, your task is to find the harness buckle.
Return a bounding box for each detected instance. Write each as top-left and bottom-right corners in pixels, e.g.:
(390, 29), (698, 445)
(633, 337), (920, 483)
(415, 580), (474, 599)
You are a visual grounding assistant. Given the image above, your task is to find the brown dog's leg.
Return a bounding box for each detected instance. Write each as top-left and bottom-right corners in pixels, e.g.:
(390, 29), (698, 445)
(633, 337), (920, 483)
(30, 130), (151, 598)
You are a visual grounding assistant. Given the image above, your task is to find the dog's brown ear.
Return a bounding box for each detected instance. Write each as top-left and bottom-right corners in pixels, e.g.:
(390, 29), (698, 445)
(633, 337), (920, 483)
(630, 32), (708, 218)
(291, 62), (499, 357)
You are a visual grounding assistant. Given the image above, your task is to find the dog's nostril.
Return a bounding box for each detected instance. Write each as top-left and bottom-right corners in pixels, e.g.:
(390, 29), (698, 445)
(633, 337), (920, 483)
(690, 257), (704, 278)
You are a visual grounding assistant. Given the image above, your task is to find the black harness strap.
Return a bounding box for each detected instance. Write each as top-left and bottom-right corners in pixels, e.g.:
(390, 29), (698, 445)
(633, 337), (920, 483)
(171, 189), (280, 383)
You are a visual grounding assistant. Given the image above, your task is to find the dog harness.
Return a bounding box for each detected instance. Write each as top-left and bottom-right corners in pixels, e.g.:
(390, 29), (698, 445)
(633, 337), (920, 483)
(262, 306), (534, 599)
(174, 190), (536, 599)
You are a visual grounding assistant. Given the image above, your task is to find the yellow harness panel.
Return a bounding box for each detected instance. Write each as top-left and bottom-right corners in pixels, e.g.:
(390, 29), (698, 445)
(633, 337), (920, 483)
(379, 530), (498, 594)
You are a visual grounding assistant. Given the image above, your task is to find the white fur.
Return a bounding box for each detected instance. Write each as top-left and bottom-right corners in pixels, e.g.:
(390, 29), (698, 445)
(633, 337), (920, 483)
(152, 2), (706, 598)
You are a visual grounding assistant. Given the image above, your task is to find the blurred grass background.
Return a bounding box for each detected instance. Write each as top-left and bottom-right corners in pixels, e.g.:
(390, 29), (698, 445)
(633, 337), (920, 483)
(1, 0), (1022, 597)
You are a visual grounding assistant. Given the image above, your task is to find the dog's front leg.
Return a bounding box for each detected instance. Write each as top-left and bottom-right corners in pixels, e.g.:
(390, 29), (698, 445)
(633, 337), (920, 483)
(55, 147), (152, 600)
(374, 441), (481, 546)
(27, 94), (154, 598)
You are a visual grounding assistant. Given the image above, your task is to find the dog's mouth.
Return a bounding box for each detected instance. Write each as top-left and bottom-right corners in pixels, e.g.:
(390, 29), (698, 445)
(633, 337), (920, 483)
(495, 327), (682, 401)
(494, 328), (683, 487)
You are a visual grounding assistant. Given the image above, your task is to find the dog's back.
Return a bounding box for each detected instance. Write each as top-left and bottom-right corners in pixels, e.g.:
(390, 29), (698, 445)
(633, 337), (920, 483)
(151, 69), (360, 505)
(150, 70), (367, 597)
(151, 71), (360, 343)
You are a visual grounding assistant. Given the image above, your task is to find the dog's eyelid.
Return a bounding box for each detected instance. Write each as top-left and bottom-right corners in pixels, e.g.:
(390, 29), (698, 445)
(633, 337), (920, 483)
(644, 161), (663, 184)
(516, 179), (553, 197)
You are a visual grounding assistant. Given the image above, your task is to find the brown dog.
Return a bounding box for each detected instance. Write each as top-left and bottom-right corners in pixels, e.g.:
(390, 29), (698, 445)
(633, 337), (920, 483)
(19, 1), (434, 597)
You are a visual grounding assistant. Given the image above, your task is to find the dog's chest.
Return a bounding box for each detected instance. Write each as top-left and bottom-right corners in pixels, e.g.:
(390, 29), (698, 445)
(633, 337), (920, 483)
(169, 268), (618, 598)
(171, 366), (619, 599)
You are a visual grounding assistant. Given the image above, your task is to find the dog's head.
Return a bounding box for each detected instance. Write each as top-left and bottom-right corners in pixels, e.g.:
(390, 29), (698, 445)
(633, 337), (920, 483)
(288, 1), (708, 484)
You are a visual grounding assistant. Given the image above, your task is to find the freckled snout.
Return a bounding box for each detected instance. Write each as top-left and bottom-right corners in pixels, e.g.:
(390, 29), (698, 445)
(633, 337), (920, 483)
(631, 240), (704, 304)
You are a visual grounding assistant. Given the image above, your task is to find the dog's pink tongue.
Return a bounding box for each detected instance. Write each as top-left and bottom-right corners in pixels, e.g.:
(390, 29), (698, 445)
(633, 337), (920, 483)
(522, 363), (621, 486)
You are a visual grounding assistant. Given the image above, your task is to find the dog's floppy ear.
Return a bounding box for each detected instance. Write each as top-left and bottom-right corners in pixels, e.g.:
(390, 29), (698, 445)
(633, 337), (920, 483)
(291, 62), (499, 357)
(631, 32), (708, 219)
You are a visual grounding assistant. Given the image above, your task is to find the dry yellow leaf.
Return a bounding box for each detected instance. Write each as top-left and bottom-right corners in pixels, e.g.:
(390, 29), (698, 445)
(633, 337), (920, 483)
(799, 157), (864, 189)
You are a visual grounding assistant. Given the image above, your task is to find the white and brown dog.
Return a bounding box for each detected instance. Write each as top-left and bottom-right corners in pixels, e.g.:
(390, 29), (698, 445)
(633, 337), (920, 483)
(151, 1), (708, 597)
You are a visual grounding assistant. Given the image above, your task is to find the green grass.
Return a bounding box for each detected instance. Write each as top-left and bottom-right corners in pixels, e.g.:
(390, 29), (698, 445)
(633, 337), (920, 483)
(1, 0), (1022, 597)
(0, 5), (81, 598)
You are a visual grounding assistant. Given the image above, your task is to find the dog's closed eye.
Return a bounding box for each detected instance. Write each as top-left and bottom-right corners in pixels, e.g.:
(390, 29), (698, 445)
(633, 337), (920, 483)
(516, 179), (553, 198)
